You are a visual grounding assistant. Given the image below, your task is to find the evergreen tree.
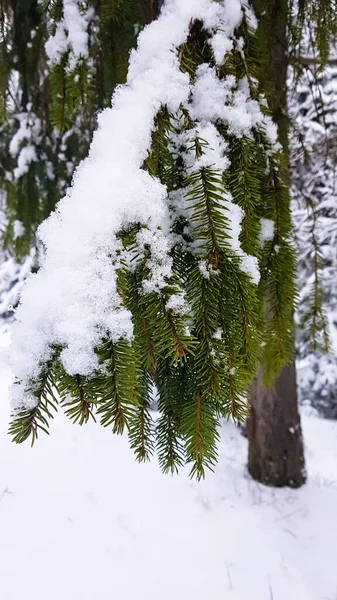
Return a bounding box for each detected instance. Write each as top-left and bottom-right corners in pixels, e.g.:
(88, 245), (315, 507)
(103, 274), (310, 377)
(3, 0), (337, 482)
(291, 57), (337, 418)
(7, 0), (299, 480)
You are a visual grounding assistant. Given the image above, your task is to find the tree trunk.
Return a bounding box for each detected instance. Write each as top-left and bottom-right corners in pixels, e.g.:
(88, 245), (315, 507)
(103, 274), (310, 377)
(141, 0), (162, 24)
(247, 0), (306, 488)
(247, 365), (306, 487)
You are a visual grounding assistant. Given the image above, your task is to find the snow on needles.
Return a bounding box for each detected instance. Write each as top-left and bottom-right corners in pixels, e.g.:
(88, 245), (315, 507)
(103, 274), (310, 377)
(45, 0), (91, 67)
(10, 0), (275, 410)
(9, 108), (41, 180)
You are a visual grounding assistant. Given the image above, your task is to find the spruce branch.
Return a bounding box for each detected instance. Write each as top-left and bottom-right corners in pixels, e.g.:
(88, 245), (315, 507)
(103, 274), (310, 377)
(94, 339), (140, 434)
(57, 370), (97, 425)
(9, 359), (58, 444)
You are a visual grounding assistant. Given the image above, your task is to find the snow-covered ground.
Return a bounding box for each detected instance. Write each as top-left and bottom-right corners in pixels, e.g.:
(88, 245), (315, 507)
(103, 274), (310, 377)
(0, 329), (336, 600)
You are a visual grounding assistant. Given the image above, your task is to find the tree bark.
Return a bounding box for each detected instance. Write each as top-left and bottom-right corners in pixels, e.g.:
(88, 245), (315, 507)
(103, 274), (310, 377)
(247, 0), (306, 488)
(141, 0), (162, 24)
(247, 364), (306, 487)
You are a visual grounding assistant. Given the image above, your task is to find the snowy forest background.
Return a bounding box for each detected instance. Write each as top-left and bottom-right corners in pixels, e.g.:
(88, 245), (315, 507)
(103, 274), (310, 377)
(0, 1), (337, 598)
(291, 60), (337, 418)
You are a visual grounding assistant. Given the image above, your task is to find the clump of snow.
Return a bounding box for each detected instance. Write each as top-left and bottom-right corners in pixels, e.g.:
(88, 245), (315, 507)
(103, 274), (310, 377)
(13, 221), (25, 240)
(199, 259), (211, 279)
(45, 0), (91, 68)
(210, 33), (233, 65)
(9, 110), (41, 180)
(14, 146), (37, 179)
(136, 227), (176, 295)
(239, 254), (260, 284)
(190, 66), (278, 145)
(213, 327), (223, 339)
(260, 218), (275, 243)
(185, 123), (230, 174)
(165, 294), (190, 315)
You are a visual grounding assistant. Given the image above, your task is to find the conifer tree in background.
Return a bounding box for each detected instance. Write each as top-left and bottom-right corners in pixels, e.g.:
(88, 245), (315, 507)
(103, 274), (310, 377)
(2, 0), (337, 483)
(291, 57), (337, 419)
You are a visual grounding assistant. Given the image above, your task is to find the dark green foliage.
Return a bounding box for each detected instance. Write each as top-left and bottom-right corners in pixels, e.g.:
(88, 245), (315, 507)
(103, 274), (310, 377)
(156, 360), (187, 473)
(57, 370), (97, 426)
(9, 359), (58, 444)
(258, 157), (297, 383)
(227, 137), (263, 255)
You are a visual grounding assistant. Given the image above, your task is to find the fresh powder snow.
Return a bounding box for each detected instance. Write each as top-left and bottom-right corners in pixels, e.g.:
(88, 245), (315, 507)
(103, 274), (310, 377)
(0, 331), (336, 600)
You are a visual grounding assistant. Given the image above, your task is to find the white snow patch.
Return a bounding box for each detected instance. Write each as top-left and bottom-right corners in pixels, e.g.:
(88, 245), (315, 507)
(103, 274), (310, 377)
(13, 221), (25, 240)
(45, 0), (90, 67)
(0, 336), (337, 600)
(213, 327), (223, 339)
(260, 218), (275, 243)
(9, 111), (41, 179)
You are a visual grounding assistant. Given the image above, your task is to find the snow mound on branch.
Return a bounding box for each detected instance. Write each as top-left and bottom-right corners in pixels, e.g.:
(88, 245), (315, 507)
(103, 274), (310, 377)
(10, 0), (272, 410)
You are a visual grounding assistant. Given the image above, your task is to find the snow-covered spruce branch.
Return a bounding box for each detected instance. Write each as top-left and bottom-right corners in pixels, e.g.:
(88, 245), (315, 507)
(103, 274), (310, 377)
(9, 0), (295, 478)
